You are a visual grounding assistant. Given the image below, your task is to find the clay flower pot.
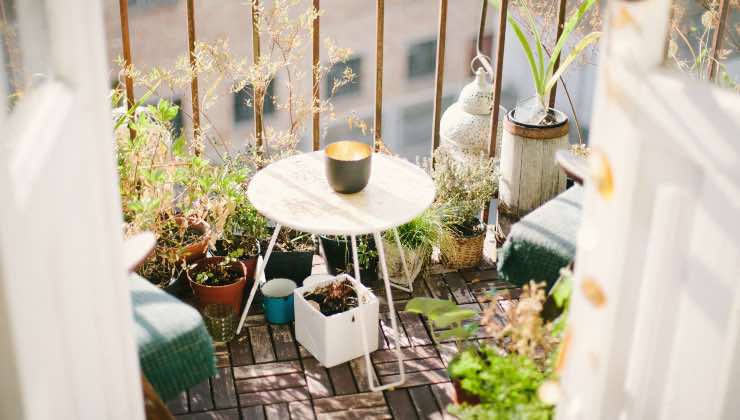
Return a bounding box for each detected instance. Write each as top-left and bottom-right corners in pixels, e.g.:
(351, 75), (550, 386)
(161, 216), (211, 263)
(452, 378), (481, 405)
(188, 257), (252, 314)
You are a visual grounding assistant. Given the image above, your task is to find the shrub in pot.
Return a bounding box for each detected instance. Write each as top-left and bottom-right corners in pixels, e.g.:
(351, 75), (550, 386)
(213, 194), (268, 266)
(260, 228), (316, 286)
(495, 0), (600, 218)
(430, 149), (497, 269)
(382, 207), (444, 286)
(294, 275), (379, 367)
(319, 235), (379, 287)
(187, 256), (251, 314)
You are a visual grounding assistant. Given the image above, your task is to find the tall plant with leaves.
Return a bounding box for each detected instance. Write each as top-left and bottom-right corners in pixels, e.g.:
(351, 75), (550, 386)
(493, 0), (601, 111)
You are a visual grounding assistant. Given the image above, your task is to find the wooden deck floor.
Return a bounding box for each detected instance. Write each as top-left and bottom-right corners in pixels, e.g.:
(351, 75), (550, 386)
(168, 256), (520, 420)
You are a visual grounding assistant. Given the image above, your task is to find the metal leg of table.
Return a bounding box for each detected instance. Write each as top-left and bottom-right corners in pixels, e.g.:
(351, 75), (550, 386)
(388, 227), (414, 293)
(355, 232), (406, 391)
(236, 224), (281, 335)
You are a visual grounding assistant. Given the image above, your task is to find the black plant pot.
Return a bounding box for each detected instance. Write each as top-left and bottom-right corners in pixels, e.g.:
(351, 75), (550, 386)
(319, 235), (379, 287)
(259, 249), (314, 286)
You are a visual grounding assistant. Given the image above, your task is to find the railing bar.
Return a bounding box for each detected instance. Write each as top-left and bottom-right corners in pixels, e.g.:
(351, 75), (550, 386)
(430, 0), (448, 155)
(488, 0), (507, 162)
(477, 0), (488, 57)
(312, 0), (320, 151)
(118, 0), (136, 141)
(549, 0), (567, 109)
(186, 0), (201, 154)
(374, 0), (385, 152)
(707, 0), (729, 81)
(251, 0), (264, 156)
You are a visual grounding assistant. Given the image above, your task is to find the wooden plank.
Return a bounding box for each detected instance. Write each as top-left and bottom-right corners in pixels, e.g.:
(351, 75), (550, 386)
(303, 357), (334, 398)
(380, 311), (410, 348)
(385, 389), (418, 420)
(430, 382), (457, 420)
(240, 405), (265, 420)
(444, 272), (476, 304)
(461, 269), (498, 283)
(399, 312), (433, 346)
(233, 361), (302, 380)
(176, 408), (240, 420)
(249, 325), (277, 363)
(349, 357), (372, 393)
(235, 372), (306, 394)
(212, 367), (238, 409)
(188, 378), (214, 412)
(437, 342), (458, 367)
(317, 406), (391, 419)
(264, 403), (290, 420)
(228, 333), (254, 366)
(371, 345), (438, 364)
(270, 324), (298, 361)
(289, 400), (316, 419)
(409, 386), (443, 419)
(328, 364), (358, 395)
(380, 369), (449, 388)
(375, 357), (445, 376)
(165, 391), (188, 415)
(424, 274), (453, 300)
(313, 392), (386, 413)
(238, 386), (311, 407)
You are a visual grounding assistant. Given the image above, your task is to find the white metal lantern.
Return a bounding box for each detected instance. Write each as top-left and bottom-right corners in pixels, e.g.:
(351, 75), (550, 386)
(439, 67), (503, 161)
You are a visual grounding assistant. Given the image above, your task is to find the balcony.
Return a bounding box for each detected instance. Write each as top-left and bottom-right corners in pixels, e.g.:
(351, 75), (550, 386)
(0, 0), (739, 420)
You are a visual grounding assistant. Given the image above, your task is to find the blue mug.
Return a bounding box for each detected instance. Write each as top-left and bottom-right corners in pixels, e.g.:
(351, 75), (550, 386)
(261, 278), (297, 325)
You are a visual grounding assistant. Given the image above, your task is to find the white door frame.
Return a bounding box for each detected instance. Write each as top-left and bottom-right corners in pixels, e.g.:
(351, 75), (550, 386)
(0, 1), (144, 419)
(557, 1), (740, 419)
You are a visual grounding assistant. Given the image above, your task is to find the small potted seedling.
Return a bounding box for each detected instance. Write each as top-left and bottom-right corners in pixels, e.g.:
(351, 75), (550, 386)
(294, 275), (379, 367)
(187, 256), (249, 314)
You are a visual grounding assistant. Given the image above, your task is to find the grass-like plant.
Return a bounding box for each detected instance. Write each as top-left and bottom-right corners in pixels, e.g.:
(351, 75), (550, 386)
(492, 0), (601, 113)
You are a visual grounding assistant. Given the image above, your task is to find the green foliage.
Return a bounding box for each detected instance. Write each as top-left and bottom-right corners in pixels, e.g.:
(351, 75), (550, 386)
(383, 207), (444, 255)
(448, 346), (553, 420)
(405, 297), (479, 347)
(491, 0), (600, 108)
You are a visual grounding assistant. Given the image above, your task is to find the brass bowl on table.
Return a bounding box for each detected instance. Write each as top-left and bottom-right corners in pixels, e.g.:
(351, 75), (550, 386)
(325, 141), (372, 194)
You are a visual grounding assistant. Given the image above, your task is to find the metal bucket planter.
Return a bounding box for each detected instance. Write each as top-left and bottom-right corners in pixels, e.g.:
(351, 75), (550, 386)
(294, 274), (379, 367)
(500, 108), (570, 219)
(261, 278), (297, 325)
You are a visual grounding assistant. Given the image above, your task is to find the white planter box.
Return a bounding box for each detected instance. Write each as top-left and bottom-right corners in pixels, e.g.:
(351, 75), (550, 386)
(294, 274), (379, 367)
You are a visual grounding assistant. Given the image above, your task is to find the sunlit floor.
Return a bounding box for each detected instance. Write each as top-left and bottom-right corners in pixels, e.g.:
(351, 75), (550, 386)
(168, 255), (520, 420)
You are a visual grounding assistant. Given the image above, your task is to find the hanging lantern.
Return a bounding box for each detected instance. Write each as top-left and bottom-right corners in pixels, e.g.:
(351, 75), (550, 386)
(439, 64), (504, 162)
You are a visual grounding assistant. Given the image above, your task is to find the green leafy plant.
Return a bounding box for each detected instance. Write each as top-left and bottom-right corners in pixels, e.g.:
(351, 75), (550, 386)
(383, 207), (444, 257)
(405, 297), (479, 348)
(447, 346), (553, 420)
(190, 257), (243, 286)
(492, 0), (601, 112)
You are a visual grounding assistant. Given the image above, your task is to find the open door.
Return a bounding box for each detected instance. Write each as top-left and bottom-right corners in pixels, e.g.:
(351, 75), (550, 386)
(558, 1), (740, 419)
(0, 0), (144, 419)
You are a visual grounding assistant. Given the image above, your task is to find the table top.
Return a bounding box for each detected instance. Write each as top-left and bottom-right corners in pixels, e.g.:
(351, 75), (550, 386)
(555, 149), (588, 185)
(247, 151), (436, 235)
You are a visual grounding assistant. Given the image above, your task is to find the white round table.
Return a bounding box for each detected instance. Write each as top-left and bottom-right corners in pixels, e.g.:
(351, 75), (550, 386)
(237, 151), (435, 391)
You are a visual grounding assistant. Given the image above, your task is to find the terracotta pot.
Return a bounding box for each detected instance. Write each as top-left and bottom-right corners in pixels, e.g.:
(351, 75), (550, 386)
(452, 378), (481, 405)
(188, 257), (250, 314)
(160, 216), (211, 263)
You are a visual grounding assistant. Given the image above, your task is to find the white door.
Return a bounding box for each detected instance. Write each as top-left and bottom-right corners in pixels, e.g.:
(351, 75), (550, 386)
(0, 1), (144, 419)
(557, 1), (740, 419)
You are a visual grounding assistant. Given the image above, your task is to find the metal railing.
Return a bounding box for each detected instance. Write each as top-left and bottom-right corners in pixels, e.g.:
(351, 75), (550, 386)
(116, 0), (733, 190)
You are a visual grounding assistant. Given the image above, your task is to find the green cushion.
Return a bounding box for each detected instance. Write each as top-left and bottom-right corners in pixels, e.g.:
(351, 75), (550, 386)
(130, 274), (215, 401)
(497, 185), (583, 290)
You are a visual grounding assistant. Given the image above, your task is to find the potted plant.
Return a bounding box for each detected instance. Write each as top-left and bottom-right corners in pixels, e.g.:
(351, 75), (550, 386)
(260, 228), (316, 286)
(495, 0), (601, 218)
(187, 256), (249, 314)
(319, 235), (379, 286)
(381, 207), (445, 286)
(294, 274), (379, 367)
(431, 149), (497, 269)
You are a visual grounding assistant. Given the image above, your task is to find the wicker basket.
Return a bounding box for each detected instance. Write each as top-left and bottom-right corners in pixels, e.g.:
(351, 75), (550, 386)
(441, 229), (485, 269)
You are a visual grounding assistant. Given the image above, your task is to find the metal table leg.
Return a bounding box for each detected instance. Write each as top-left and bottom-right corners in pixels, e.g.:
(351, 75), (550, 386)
(236, 224), (281, 335)
(355, 233), (406, 391)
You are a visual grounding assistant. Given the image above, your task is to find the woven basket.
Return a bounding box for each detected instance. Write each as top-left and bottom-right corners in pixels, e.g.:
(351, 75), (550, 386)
(441, 229), (485, 269)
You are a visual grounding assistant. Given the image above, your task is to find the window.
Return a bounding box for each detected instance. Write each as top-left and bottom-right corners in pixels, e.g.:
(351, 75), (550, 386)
(325, 57), (362, 97)
(233, 81), (276, 123)
(468, 33), (494, 73)
(407, 39), (437, 79)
